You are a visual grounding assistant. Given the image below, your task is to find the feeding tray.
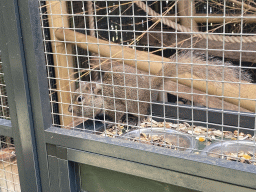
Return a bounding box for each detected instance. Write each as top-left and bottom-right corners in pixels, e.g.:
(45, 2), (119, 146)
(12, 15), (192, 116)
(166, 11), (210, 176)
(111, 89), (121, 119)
(77, 119), (105, 133)
(122, 128), (197, 152)
(201, 141), (256, 164)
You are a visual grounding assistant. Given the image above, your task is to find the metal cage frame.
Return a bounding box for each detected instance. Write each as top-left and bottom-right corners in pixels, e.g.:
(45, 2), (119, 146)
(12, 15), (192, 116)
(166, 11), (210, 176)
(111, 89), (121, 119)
(0, 0), (256, 191)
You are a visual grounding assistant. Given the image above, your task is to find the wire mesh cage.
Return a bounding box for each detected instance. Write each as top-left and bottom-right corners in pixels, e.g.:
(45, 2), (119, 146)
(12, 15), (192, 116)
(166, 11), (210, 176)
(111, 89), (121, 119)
(0, 137), (20, 192)
(0, 53), (20, 191)
(0, 52), (10, 120)
(38, 0), (256, 167)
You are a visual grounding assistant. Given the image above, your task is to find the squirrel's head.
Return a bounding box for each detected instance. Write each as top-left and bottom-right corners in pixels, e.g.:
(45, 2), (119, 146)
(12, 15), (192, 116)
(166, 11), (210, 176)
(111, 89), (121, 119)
(68, 81), (103, 118)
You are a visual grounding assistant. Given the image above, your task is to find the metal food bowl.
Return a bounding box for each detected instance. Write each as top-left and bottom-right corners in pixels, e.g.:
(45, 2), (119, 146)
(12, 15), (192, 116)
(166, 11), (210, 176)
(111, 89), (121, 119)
(123, 128), (197, 152)
(201, 140), (256, 159)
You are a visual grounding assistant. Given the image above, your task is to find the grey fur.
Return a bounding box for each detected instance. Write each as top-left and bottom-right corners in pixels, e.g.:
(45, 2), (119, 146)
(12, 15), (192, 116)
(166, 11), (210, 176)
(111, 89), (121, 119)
(69, 52), (251, 122)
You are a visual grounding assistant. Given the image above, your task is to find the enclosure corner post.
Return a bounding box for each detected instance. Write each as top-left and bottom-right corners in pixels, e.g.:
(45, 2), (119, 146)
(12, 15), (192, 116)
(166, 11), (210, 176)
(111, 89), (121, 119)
(46, 1), (75, 128)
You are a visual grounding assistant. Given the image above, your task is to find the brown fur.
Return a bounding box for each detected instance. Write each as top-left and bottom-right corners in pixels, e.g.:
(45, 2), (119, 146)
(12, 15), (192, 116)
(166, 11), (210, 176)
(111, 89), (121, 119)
(68, 53), (251, 122)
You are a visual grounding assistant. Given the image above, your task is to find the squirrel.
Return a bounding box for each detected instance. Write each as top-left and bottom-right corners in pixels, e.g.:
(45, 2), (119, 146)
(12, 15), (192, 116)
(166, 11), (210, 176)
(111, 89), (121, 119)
(68, 52), (251, 123)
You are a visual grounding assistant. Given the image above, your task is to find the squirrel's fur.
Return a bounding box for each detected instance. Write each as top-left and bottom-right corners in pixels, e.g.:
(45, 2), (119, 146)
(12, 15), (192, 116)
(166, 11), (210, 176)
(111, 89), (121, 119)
(68, 53), (251, 122)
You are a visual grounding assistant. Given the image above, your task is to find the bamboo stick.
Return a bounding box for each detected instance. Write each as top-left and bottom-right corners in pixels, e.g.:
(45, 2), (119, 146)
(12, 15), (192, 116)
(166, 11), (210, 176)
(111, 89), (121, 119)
(55, 28), (168, 74)
(178, 73), (256, 112)
(46, 2), (75, 128)
(164, 80), (251, 112)
(55, 28), (256, 112)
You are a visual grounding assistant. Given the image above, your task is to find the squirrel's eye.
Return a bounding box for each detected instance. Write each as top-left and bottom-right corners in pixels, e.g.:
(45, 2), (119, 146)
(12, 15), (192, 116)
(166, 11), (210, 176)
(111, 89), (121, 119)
(77, 95), (84, 102)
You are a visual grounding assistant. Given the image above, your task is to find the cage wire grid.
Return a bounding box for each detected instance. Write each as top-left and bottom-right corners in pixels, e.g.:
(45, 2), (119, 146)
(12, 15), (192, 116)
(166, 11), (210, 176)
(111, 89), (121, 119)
(38, 0), (256, 168)
(0, 53), (10, 120)
(0, 54), (20, 191)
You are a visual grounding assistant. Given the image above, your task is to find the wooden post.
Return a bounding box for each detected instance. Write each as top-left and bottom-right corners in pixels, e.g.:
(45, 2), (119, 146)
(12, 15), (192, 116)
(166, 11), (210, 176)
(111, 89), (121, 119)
(178, 0), (198, 32)
(46, 2), (75, 128)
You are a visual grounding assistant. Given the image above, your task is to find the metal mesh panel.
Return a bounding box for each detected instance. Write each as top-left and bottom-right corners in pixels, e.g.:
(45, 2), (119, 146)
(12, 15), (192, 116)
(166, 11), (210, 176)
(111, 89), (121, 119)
(0, 53), (20, 191)
(0, 52), (10, 120)
(0, 137), (20, 192)
(39, 0), (256, 166)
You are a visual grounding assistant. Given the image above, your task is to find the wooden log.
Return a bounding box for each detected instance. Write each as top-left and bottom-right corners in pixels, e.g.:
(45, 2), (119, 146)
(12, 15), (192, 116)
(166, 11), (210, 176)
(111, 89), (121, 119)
(164, 80), (251, 112)
(178, 73), (255, 112)
(55, 28), (170, 74)
(55, 29), (256, 112)
(46, 2), (75, 128)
